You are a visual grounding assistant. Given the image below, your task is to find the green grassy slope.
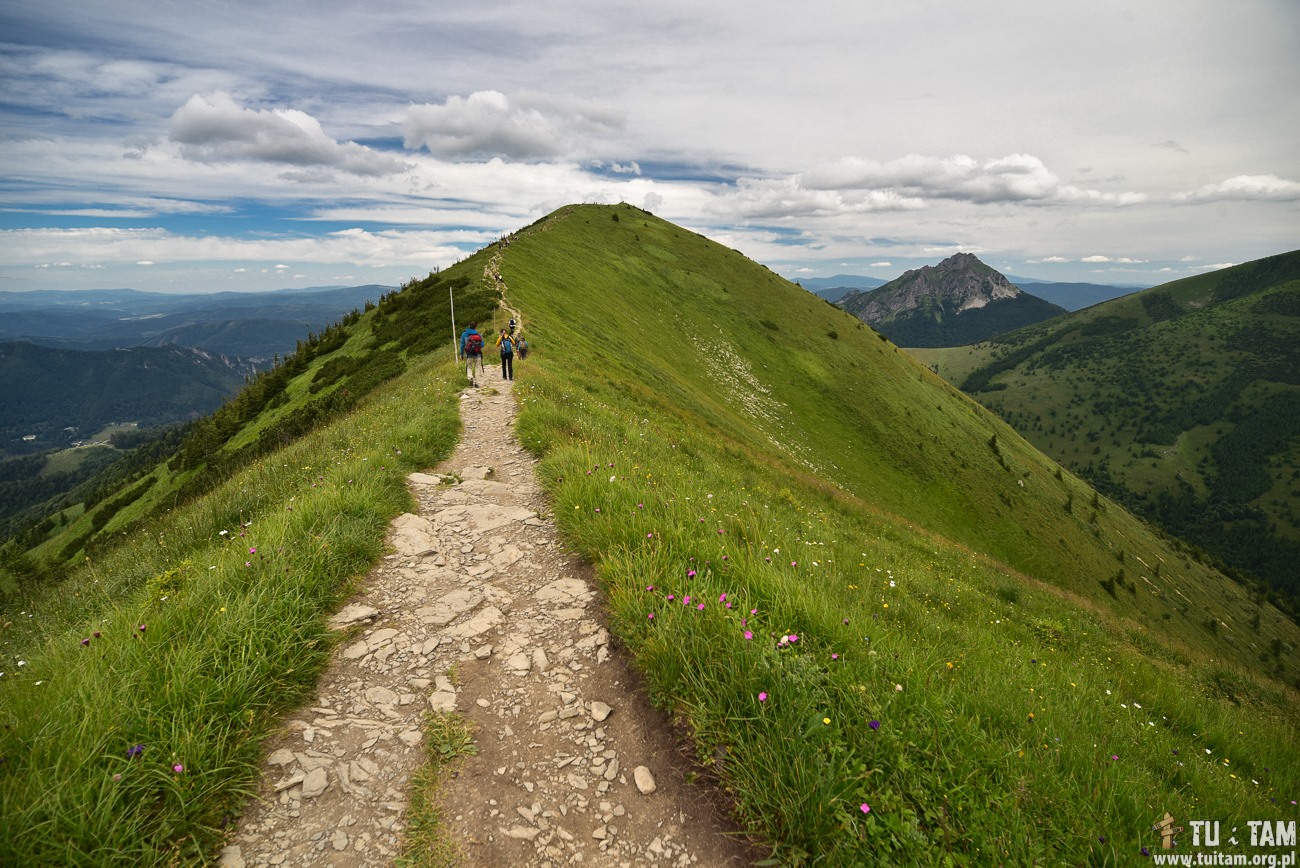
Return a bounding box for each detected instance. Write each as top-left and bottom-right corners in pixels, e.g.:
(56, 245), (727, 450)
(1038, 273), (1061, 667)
(0, 259), (500, 864)
(505, 205), (1299, 863)
(912, 252), (1300, 606)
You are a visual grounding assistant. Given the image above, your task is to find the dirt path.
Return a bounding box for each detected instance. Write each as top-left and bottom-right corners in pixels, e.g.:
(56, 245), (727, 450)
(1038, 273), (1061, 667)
(220, 300), (755, 865)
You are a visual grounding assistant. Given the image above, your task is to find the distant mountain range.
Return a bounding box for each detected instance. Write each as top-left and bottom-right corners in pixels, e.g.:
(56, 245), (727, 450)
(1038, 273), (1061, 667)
(0, 284), (390, 361)
(797, 275), (887, 302)
(1005, 276), (1148, 310)
(800, 272), (1142, 310)
(836, 253), (1068, 347)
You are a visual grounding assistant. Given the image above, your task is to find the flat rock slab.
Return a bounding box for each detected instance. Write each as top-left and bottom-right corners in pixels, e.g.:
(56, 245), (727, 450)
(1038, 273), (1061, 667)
(535, 577), (592, 605)
(443, 605), (504, 640)
(328, 603), (379, 630)
(418, 588), (483, 627)
(389, 513), (439, 558)
(407, 472), (452, 486)
(458, 479), (515, 497)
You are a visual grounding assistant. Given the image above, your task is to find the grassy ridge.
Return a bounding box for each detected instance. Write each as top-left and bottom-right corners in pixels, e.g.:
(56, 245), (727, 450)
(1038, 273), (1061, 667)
(506, 205), (1299, 863)
(0, 352), (466, 864)
(0, 248), (502, 863)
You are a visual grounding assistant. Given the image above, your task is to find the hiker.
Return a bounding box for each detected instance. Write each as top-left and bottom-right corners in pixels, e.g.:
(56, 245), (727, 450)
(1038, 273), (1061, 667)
(496, 329), (515, 381)
(508, 317), (516, 335)
(460, 321), (484, 386)
(517, 335), (529, 360)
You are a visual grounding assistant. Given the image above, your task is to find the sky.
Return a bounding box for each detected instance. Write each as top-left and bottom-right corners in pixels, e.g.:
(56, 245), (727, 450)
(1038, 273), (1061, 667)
(2, 0), (1298, 295)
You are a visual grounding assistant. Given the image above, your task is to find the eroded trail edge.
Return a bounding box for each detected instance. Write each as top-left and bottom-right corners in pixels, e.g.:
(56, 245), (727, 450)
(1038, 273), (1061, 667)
(223, 379), (751, 867)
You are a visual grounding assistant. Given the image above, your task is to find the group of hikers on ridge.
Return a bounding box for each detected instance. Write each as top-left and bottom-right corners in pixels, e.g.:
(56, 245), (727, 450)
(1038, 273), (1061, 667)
(458, 317), (528, 387)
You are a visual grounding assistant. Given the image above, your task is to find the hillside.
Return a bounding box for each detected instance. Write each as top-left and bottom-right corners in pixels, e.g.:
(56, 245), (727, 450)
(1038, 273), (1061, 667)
(912, 251), (1300, 606)
(0, 341), (254, 452)
(1, 207), (1297, 865)
(840, 252), (1067, 346)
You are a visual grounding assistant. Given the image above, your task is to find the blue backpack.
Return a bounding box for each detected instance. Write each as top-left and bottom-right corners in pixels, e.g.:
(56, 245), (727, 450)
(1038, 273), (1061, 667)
(501, 336), (514, 354)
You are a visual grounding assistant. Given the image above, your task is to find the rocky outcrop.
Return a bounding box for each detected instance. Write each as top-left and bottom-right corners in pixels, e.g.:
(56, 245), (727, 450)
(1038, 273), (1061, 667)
(839, 253), (1066, 347)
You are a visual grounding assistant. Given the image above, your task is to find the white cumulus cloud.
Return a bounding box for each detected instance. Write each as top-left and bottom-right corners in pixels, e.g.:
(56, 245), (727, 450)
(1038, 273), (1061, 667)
(1175, 174), (1300, 203)
(800, 153), (1144, 206)
(403, 90), (623, 161)
(169, 92), (410, 176)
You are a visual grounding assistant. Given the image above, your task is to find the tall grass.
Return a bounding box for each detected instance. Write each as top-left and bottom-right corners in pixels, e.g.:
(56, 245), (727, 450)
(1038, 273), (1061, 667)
(0, 355), (465, 865)
(515, 358), (1299, 863)
(506, 205), (1300, 863)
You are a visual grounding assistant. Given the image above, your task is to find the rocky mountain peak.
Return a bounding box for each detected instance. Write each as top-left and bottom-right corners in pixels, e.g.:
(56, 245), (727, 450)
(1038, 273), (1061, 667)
(837, 253), (1065, 347)
(844, 253), (1021, 323)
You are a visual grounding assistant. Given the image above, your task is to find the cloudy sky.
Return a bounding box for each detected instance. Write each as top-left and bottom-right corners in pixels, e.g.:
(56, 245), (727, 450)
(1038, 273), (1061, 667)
(2, 0), (1297, 294)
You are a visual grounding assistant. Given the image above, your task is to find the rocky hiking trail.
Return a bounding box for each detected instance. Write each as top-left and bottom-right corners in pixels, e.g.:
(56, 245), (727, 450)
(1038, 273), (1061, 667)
(222, 375), (756, 866)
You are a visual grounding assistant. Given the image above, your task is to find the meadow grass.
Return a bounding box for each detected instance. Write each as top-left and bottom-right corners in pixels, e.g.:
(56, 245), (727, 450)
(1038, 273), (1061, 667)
(515, 358), (1299, 864)
(0, 354), (466, 865)
(396, 712), (477, 868)
(505, 205), (1300, 863)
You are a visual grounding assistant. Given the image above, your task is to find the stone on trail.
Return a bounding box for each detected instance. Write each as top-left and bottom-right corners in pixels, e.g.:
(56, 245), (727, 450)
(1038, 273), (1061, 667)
(590, 701), (612, 722)
(266, 748), (296, 767)
(444, 605), (504, 640)
(389, 513), (439, 558)
(301, 767), (329, 799)
(461, 504), (537, 534)
(328, 603), (379, 630)
(506, 652), (531, 674)
(634, 766), (657, 795)
(420, 588), (483, 627)
(218, 845), (246, 868)
(428, 691), (457, 713)
(364, 685), (398, 706)
(459, 478), (514, 497)
(535, 577), (591, 605)
(503, 826), (540, 840)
